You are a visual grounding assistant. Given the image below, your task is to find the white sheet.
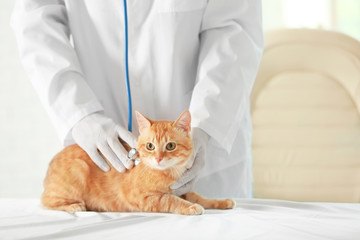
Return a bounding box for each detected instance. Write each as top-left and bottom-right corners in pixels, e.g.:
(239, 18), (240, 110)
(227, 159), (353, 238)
(0, 198), (359, 240)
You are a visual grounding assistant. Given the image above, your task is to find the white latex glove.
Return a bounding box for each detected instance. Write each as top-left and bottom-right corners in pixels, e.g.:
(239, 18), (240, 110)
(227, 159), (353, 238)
(72, 112), (137, 172)
(171, 127), (210, 196)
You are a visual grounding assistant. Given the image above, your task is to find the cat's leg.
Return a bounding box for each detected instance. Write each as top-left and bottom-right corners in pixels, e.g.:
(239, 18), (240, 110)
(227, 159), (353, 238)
(182, 191), (235, 210)
(42, 158), (89, 213)
(140, 193), (204, 215)
(42, 196), (86, 213)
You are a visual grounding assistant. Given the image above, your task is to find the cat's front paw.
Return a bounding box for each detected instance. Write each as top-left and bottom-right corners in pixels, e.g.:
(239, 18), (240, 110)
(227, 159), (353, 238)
(180, 204), (205, 215)
(224, 199), (236, 209)
(61, 203), (86, 213)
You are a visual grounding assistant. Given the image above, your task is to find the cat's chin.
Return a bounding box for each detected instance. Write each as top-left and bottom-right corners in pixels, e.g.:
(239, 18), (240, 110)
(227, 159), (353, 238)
(151, 165), (171, 170)
(145, 163), (187, 179)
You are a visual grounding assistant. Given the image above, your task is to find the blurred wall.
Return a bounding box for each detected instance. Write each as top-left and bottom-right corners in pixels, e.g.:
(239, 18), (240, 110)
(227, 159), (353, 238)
(262, 0), (360, 40)
(0, 1), (62, 198)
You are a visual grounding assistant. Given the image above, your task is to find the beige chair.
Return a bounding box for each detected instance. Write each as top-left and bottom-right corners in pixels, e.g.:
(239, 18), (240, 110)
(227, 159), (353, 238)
(251, 29), (360, 202)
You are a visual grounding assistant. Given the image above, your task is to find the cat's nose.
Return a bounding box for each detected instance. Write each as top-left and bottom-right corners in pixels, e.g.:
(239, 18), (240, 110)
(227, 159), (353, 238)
(155, 157), (163, 163)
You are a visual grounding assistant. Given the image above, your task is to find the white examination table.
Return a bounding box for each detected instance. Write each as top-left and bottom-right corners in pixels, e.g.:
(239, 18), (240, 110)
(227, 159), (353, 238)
(1, 198), (359, 240)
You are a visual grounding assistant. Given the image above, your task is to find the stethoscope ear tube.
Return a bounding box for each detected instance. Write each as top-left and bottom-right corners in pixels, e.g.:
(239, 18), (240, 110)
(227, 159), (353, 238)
(123, 0), (132, 132)
(123, 0), (139, 163)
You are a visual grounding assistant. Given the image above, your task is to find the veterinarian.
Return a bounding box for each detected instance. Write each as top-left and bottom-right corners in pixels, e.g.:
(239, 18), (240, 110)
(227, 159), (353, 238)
(11, 0), (263, 198)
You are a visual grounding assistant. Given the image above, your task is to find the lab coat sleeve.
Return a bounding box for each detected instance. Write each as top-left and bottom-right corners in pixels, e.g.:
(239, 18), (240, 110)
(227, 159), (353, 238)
(11, 0), (104, 145)
(189, 0), (263, 154)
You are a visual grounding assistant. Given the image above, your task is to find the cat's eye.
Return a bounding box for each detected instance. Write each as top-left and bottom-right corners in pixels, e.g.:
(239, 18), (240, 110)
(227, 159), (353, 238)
(146, 142), (155, 151)
(166, 142), (177, 151)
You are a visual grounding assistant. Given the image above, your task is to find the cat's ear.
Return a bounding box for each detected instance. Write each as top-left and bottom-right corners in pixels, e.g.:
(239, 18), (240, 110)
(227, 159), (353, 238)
(136, 111), (152, 134)
(173, 110), (191, 133)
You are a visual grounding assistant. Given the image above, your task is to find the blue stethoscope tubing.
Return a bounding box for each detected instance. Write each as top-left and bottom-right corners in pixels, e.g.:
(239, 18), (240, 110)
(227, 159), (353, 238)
(123, 0), (132, 132)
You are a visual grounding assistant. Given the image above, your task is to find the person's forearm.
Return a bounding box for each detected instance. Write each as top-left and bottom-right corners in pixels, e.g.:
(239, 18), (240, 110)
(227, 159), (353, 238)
(190, 0), (263, 153)
(11, 0), (103, 144)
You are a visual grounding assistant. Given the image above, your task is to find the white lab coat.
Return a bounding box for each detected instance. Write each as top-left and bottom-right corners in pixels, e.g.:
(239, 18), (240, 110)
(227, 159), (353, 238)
(11, 0), (263, 198)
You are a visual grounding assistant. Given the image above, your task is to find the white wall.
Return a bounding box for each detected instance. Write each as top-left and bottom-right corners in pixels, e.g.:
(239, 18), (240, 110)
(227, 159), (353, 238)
(262, 0), (360, 40)
(0, 1), (62, 198)
(262, 0), (285, 30)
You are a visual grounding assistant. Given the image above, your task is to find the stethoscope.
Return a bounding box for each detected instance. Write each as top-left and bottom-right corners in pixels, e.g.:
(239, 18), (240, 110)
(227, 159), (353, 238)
(123, 0), (138, 161)
(123, 0), (132, 132)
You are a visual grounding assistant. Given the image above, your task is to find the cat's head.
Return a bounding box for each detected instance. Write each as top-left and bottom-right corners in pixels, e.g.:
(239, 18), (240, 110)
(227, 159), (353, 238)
(136, 110), (193, 170)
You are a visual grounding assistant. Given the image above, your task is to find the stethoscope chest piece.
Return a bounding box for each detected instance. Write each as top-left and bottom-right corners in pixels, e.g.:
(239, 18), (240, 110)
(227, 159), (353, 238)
(127, 148), (137, 160)
(127, 148), (140, 166)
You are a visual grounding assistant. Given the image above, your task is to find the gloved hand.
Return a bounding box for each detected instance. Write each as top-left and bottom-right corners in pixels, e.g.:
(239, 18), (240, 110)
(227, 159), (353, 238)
(72, 112), (137, 172)
(171, 127), (210, 196)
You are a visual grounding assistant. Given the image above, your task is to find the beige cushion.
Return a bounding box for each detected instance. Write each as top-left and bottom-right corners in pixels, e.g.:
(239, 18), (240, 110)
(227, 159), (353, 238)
(251, 29), (360, 202)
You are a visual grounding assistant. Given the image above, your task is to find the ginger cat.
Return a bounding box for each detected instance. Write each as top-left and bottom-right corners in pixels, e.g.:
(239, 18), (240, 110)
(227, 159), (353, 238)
(41, 110), (235, 215)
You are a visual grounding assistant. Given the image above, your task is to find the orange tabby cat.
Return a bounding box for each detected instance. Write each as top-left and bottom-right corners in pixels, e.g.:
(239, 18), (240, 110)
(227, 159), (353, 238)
(42, 110), (235, 215)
